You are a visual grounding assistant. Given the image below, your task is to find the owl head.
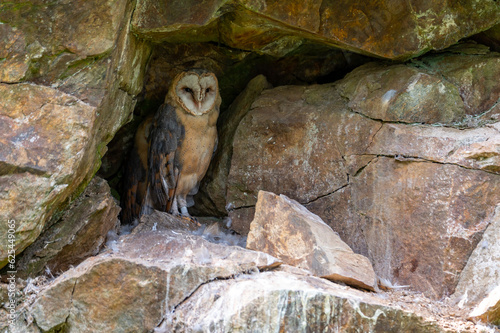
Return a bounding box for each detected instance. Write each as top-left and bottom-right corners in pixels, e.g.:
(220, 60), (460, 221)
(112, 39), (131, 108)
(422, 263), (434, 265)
(170, 69), (220, 116)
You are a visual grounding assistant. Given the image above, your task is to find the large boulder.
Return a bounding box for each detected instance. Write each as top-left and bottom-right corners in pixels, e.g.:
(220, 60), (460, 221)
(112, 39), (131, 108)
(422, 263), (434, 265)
(167, 271), (444, 333)
(131, 0), (500, 60)
(338, 44), (500, 123)
(0, 0), (152, 268)
(226, 84), (376, 210)
(247, 191), (377, 291)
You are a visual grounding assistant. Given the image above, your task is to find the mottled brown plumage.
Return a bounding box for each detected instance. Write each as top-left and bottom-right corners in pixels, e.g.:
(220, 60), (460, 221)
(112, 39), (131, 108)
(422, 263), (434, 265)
(121, 69), (220, 224)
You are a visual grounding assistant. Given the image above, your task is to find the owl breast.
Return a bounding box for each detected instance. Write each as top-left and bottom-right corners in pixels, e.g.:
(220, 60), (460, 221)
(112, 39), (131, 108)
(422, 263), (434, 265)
(174, 106), (218, 197)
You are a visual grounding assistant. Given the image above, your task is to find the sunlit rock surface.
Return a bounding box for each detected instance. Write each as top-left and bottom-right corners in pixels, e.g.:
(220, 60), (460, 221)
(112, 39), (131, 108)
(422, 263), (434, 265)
(247, 191), (377, 291)
(166, 271), (443, 333)
(0, 0), (151, 268)
(452, 205), (500, 325)
(131, 0), (500, 60)
(14, 177), (120, 278)
(225, 48), (500, 299)
(28, 221), (280, 332)
(21, 220), (441, 333)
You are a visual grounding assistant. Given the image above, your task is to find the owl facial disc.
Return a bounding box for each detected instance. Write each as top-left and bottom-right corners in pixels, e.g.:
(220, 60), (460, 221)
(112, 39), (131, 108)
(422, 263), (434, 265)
(175, 72), (218, 116)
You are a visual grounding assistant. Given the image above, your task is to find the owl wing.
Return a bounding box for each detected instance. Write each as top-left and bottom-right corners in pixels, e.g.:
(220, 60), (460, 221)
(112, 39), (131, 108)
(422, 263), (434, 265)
(147, 103), (184, 212)
(120, 139), (147, 225)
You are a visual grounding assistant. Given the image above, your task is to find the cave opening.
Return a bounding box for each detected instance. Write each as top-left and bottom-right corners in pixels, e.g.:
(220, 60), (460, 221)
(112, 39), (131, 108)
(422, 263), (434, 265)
(96, 40), (373, 221)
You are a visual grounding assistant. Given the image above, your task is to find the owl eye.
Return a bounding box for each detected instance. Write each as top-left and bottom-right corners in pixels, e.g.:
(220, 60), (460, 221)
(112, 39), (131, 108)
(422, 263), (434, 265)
(183, 87), (192, 93)
(205, 88), (211, 93)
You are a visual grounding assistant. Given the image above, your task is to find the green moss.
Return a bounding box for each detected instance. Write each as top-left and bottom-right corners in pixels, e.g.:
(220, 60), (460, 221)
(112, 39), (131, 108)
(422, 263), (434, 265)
(58, 51), (110, 81)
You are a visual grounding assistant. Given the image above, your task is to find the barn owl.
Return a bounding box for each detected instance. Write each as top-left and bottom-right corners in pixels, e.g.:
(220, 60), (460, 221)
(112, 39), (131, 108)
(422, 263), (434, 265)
(121, 69), (220, 225)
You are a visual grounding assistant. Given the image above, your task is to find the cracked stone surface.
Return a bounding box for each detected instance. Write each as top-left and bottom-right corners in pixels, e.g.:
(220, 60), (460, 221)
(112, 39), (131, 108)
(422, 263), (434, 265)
(19, 215), (445, 333)
(247, 191), (377, 291)
(223, 48), (500, 300)
(164, 271), (444, 333)
(131, 0), (500, 60)
(14, 176), (120, 279)
(0, 0), (151, 268)
(27, 217), (280, 332)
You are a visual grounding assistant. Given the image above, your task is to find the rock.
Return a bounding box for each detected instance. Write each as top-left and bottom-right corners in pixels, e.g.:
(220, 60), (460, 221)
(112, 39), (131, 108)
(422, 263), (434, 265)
(309, 157), (500, 300)
(247, 191), (377, 291)
(136, 209), (201, 234)
(14, 177), (120, 278)
(452, 205), (500, 325)
(338, 62), (465, 124)
(228, 206), (256, 236)
(166, 271), (443, 333)
(130, 0), (500, 60)
(367, 122), (500, 174)
(131, 0), (222, 43)
(416, 46), (500, 116)
(0, 0), (151, 268)
(468, 285), (500, 326)
(225, 82), (381, 224)
(338, 48), (500, 124)
(0, 0), (126, 83)
(0, 84), (97, 267)
(28, 224), (280, 332)
(226, 84), (382, 210)
(225, 51), (500, 298)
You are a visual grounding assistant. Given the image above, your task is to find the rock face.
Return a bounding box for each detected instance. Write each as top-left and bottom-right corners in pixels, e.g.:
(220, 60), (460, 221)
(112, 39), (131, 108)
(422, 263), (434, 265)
(452, 205), (500, 325)
(27, 222), (280, 332)
(0, 0), (151, 268)
(167, 271), (443, 333)
(14, 177), (120, 278)
(226, 84), (359, 210)
(224, 48), (500, 299)
(131, 0), (500, 60)
(2, 0), (500, 330)
(247, 191), (377, 291)
(338, 44), (500, 123)
(336, 157), (499, 299)
(15, 216), (445, 333)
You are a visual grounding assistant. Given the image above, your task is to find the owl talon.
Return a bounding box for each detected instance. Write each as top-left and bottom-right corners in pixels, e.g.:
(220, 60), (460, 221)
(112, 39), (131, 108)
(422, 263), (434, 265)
(181, 215), (201, 227)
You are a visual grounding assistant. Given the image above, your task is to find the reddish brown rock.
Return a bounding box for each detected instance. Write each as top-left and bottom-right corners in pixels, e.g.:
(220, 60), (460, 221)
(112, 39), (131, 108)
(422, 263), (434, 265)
(247, 191), (377, 291)
(195, 75), (273, 215)
(338, 63), (465, 124)
(226, 84), (381, 211)
(367, 122), (500, 174)
(15, 177), (120, 278)
(310, 157), (500, 299)
(0, 0), (151, 269)
(131, 0), (500, 60)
